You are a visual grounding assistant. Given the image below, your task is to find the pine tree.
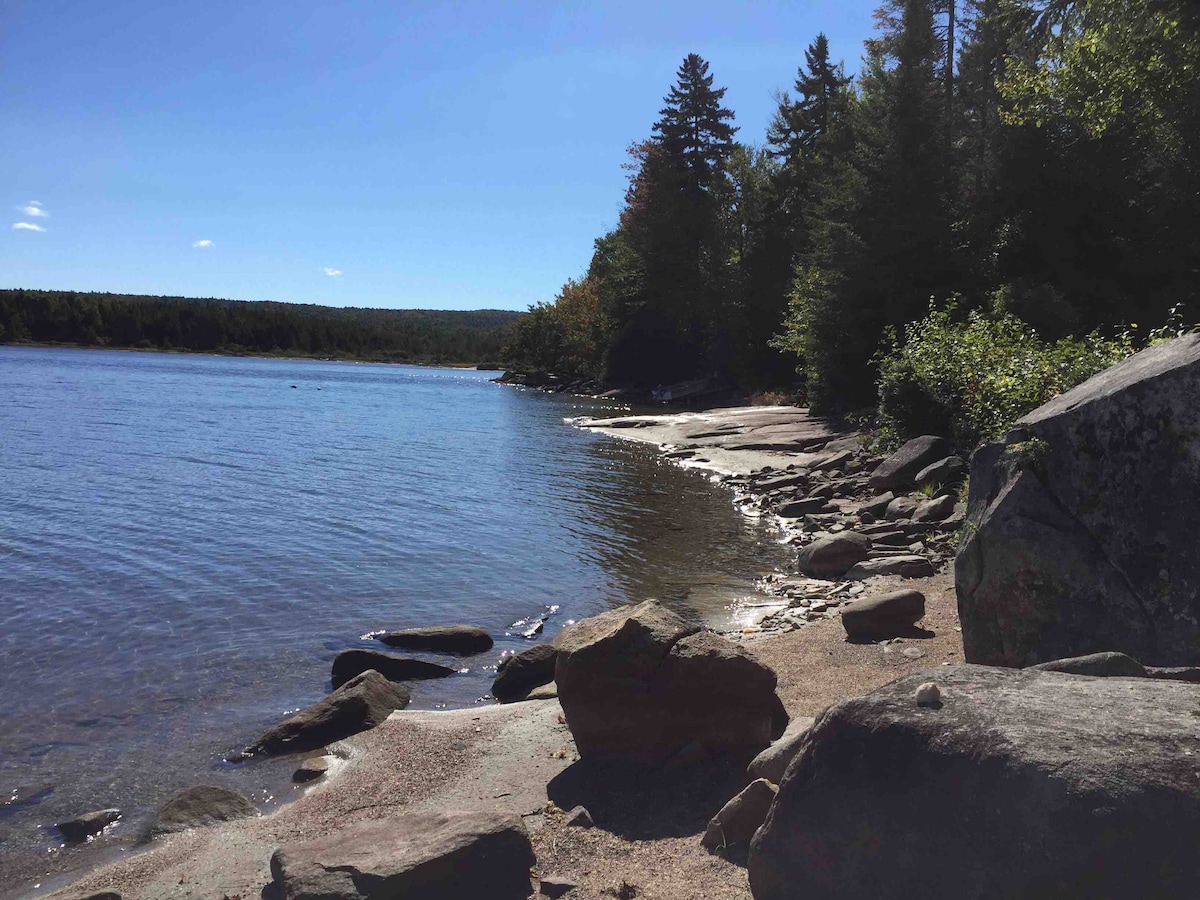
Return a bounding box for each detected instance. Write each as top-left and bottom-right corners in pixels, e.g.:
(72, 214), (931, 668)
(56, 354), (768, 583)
(653, 53), (739, 195)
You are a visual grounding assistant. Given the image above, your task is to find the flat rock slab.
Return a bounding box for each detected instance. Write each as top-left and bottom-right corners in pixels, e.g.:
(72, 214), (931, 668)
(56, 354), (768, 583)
(151, 786), (257, 836)
(750, 665), (1200, 900)
(270, 810), (535, 900)
(378, 625), (494, 655)
(846, 555), (935, 580)
(239, 670), (410, 758)
(331, 649), (457, 688)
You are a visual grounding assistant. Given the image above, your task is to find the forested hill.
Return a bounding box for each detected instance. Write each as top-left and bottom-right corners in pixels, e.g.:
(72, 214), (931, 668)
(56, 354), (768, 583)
(0, 289), (519, 364)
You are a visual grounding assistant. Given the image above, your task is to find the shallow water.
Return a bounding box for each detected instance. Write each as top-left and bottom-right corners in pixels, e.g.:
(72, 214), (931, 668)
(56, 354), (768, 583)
(0, 346), (791, 895)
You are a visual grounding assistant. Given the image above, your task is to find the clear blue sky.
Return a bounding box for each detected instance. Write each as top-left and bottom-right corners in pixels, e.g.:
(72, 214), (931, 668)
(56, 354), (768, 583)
(2, 1), (878, 311)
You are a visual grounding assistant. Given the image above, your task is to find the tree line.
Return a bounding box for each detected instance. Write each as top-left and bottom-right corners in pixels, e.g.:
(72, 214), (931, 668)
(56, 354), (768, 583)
(0, 289), (519, 365)
(504, 0), (1199, 417)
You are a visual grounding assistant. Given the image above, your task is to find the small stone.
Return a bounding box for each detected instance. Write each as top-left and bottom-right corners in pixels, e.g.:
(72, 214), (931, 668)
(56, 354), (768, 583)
(292, 756), (332, 783)
(541, 875), (579, 898)
(915, 682), (942, 706)
(902, 647), (927, 659)
(564, 805), (594, 828)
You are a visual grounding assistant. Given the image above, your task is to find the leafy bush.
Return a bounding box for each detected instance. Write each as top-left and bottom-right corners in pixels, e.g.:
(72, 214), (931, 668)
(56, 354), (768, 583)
(876, 302), (1132, 449)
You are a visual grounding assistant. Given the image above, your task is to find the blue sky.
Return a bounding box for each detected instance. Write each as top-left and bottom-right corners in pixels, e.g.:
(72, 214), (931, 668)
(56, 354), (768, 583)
(2, 1), (878, 311)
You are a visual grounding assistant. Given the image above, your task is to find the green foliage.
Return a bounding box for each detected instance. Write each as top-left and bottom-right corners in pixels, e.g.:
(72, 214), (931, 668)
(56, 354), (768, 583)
(0, 290), (517, 364)
(876, 302), (1131, 447)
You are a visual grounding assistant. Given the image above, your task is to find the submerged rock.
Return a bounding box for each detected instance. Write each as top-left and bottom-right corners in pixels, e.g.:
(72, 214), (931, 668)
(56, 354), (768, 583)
(331, 649), (456, 688)
(957, 334), (1200, 666)
(749, 665), (1200, 900)
(378, 624), (494, 655)
(238, 670), (409, 758)
(269, 810), (534, 900)
(554, 601), (784, 765)
(56, 808), (121, 842)
(150, 785), (257, 836)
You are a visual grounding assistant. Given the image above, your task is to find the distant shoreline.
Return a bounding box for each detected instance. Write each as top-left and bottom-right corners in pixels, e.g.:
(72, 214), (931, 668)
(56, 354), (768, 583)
(0, 340), (504, 370)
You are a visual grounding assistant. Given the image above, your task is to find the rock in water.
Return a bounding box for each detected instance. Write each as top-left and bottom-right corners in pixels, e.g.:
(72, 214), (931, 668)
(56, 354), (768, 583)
(151, 786), (257, 836)
(239, 670), (409, 758)
(745, 716), (816, 785)
(56, 808), (121, 842)
(796, 532), (872, 579)
(554, 601), (784, 765)
(840, 590), (926, 641)
(868, 436), (950, 491)
(269, 811), (534, 900)
(492, 643), (558, 702)
(292, 756), (333, 783)
(331, 649), (456, 688)
(701, 778), (778, 851)
(749, 665), (1200, 900)
(378, 624), (493, 655)
(957, 334), (1200, 666)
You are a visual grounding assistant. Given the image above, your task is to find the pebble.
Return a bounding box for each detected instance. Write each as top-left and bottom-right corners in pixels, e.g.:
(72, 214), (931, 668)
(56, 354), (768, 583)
(915, 682), (942, 706)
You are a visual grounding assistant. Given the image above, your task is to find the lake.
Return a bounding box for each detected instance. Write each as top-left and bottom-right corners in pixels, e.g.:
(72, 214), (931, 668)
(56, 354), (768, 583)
(0, 346), (790, 895)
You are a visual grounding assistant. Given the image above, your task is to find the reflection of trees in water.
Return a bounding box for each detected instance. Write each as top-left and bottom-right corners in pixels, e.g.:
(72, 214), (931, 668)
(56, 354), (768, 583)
(577, 437), (791, 619)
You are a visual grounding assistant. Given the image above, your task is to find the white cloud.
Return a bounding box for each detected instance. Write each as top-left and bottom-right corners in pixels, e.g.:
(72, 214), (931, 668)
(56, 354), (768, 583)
(18, 202), (48, 218)
(13, 222), (46, 232)
(193, 239), (213, 248)
(323, 267), (343, 277)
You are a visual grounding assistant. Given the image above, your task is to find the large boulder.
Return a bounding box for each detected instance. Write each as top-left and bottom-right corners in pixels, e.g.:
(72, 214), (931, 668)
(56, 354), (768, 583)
(957, 335), (1200, 667)
(868, 436), (950, 491)
(795, 532), (872, 579)
(840, 590), (926, 640)
(378, 625), (493, 655)
(270, 811), (534, 900)
(749, 665), (1200, 900)
(492, 643), (558, 702)
(554, 601), (784, 765)
(331, 649), (457, 688)
(239, 670), (409, 758)
(150, 785), (257, 836)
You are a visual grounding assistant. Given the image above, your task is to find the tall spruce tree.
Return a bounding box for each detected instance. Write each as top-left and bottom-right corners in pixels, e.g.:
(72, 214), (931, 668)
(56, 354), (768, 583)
(653, 53), (738, 195)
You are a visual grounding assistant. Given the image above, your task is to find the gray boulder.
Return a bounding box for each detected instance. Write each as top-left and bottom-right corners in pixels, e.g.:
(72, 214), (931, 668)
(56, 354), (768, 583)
(239, 670), (409, 758)
(854, 492), (895, 519)
(701, 778), (778, 851)
(746, 716), (816, 785)
(868, 436), (950, 491)
(957, 334), (1200, 667)
(840, 590), (926, 640)
(1029, 651), (1148, 678)
(845, 556), (935, 580)
(912, 493), (956, 522)
(915, 455), (967, 491)
(331, 649), (456, 688)
(554, 601), (784, 765)
(270, 811), (534, 900)
(776, 497), (829, 518)
(56, 808), (120, 842)
(796, 532), (872, 579)
(749, 665), (1200, 900)
(883, 495), (920, 520)
(378, 624), (493, 655)
(151, 785), (257, 836)
(493, 643), (558, 702)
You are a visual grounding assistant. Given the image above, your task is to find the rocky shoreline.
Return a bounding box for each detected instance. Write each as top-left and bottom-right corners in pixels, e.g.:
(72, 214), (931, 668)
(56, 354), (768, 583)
(33, 336), (1200, 899)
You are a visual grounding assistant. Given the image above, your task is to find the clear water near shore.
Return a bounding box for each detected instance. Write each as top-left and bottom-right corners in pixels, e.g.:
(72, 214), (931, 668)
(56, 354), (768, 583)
(0, 346), (792, 895)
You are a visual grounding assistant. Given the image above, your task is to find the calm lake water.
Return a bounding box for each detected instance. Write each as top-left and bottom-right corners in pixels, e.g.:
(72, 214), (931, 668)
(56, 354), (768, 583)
(0, 346), (790, 895)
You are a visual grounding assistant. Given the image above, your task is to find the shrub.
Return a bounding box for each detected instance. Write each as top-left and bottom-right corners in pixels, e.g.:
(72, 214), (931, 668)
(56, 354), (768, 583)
(876, 302), (1132, 450)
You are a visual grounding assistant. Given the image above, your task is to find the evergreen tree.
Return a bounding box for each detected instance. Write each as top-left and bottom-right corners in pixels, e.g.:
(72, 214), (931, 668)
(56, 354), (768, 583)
(653, 53), (738, 195)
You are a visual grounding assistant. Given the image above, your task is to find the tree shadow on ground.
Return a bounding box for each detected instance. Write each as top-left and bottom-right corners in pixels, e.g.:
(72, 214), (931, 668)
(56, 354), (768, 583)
(546, 756), (747, 842)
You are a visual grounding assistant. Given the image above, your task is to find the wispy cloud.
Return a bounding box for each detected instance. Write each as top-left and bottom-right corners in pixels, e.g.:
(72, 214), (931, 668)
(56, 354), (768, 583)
(13, 222), (46, 232)
(18, 201), (48, 218)
(193, 239), (213, 248)
(323, 267), (343, 277)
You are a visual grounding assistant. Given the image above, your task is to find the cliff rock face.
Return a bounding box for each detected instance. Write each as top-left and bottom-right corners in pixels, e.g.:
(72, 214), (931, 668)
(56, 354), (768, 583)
(956, 334), (1200, 666)
(749, 665), (1200, 900)
(554, 601), (784, 765)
